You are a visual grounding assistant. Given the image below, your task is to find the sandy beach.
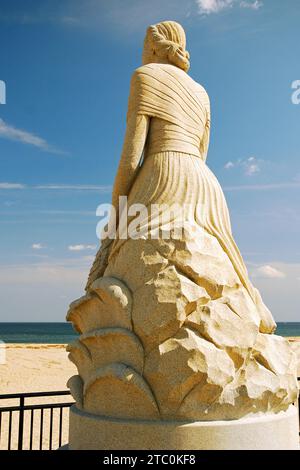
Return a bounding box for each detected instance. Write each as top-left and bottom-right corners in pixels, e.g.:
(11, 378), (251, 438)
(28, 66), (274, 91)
(0, 340), (299, 450)
(0, 343), (76, 394)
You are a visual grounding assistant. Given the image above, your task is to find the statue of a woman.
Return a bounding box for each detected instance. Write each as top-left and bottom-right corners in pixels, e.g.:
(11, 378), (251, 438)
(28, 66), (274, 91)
(67, 21), (297, 423)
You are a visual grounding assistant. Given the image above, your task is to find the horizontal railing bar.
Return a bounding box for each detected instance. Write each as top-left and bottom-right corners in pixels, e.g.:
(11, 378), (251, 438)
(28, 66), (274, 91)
(0, 402), (74, 412)
(0, 390), (71, 399)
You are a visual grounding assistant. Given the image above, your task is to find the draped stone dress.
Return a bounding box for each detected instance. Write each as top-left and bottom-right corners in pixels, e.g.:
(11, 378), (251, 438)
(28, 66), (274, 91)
(67, 63), (298, 422)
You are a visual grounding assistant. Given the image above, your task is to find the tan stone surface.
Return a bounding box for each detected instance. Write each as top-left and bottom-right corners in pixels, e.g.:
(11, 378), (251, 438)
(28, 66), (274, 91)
(289, 338), (300, 376)
(83, 363), (159, 419)
(69, 405), (299, 450)
(144, 327), (235, 419)
(66, 20), (298, 428)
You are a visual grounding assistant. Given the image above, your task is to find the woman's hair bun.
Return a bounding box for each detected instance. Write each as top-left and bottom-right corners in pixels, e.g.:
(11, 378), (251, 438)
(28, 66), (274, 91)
(146, 22), (190, 72)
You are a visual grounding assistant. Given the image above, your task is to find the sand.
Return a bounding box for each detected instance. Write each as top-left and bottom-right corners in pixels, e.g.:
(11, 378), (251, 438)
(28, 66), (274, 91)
(0, 344), (76, 394)
(0, 340), (299, 450)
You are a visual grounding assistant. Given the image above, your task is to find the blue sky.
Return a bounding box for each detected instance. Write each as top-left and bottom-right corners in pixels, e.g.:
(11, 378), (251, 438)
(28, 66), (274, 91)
(0, 0), (299, 322)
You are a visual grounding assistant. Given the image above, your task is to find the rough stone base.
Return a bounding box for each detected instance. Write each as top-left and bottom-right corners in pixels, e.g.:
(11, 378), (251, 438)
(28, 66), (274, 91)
(68, 405), (299, 450)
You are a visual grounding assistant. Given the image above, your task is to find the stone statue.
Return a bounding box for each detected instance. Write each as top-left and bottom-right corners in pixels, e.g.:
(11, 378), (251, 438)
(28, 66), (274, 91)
(66, 21), (298, 449)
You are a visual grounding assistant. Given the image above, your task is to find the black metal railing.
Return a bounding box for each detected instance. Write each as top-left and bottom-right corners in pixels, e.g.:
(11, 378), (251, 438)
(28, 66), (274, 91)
(0, 391), (74, 450)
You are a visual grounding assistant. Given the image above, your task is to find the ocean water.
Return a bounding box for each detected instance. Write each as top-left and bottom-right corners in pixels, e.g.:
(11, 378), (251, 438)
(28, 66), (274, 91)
(0, 322), (299, 344)
(0, 322), (77, 344)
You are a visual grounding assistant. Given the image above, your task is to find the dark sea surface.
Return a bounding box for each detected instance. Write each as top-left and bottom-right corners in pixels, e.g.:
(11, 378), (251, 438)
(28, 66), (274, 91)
(0, 323), (77, 344)
(0, 322), (299, 344)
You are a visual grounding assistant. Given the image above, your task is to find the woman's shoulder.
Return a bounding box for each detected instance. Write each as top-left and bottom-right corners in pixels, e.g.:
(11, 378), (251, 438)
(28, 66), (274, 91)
(130, 64), (210, 109)
(132, 63), (164, 78)
(130, 63), (176, 88)
(132, 64), (208, 95)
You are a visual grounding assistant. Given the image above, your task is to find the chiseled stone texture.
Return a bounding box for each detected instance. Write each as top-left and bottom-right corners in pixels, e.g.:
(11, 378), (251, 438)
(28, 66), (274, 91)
(66, 20), (298, 426)
(67, 233), (298, 421)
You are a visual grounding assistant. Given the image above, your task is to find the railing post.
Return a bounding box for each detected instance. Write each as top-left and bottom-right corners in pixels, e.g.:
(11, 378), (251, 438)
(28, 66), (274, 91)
(18, 396), (25, 450)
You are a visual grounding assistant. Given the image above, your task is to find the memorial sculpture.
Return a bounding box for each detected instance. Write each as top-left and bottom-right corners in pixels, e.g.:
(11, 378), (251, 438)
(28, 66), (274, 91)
(66, 21), (299, 449)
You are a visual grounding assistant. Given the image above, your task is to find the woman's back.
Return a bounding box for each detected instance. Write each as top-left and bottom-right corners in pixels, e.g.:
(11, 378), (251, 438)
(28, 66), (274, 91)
(130, 63), (210, 160)
(146, 116), (202, 158)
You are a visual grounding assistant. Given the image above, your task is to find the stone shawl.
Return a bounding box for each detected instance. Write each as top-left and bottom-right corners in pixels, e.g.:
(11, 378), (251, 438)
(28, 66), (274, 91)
(127, 63), (210, 158)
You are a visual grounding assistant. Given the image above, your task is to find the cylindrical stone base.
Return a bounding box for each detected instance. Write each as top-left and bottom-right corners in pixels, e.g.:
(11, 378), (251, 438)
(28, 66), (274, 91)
(68, 405), (299, 450)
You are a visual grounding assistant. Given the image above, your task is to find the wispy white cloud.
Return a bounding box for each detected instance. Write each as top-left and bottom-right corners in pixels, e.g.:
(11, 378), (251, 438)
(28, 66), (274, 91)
(253, 264), (286, 279)
(244, 156), (260, 176)
(0, 182), (26, 189)
(0, 118), (67, 155)
(0, 182), (112, 192)
(240, 1), (263, 10)
(196, 0), (234, 14)
(35, 184), (112, 192)
(68, 244), (96, 252)
(31, 243), (45, 250)
(224, 181), (300, 191)
(224, 156), (261, 176)
(245, 262), (300, 321)
(196, 0), (263, 14)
